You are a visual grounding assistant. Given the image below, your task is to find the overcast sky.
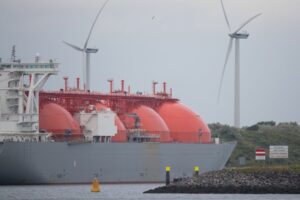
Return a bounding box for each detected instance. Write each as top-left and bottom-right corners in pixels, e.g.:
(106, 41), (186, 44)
(1, 0), (300, 126)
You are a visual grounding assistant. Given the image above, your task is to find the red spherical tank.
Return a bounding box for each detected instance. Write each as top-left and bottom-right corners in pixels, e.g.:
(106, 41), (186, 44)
(124, 105), (173, 142)
(157, 102), (211, 143)
(39, 103), (81, 139)
(95, 103), (127, 142)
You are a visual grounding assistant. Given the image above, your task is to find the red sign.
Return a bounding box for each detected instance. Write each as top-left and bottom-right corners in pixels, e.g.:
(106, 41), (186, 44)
(255, 147), (266, 160)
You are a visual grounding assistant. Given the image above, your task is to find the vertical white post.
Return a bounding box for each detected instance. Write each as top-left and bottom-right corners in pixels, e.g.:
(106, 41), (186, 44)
(35, 76), (39, 132)
(234, 39), (240, 128)
(82, 52), (86, 90)
(26, 73), (35, 114)
(18, 74), (24, 122)
(86, 53), (90, 91)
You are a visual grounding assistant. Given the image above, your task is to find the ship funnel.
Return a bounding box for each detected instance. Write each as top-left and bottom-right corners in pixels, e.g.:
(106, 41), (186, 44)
(128, 85), (131, 94)
(121, 80), (125, 93)
(63, 77), (69, 91)
(76, 77), (80, 90)
(163, 82), (167, 94)
(108, 79), (113, 93)
(152, 81), (158, 95)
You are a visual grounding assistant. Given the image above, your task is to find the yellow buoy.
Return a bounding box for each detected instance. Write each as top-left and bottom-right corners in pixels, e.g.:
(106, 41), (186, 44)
(91, 177), (100, 192)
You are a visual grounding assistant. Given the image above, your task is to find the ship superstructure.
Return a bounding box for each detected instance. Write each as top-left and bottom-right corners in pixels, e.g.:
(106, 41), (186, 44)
(0, 55), (58, 142)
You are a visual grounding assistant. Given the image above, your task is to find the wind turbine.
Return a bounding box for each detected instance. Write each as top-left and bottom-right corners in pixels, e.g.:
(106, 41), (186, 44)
(63, 0), (110, 91)
(217, 0), (261, 128)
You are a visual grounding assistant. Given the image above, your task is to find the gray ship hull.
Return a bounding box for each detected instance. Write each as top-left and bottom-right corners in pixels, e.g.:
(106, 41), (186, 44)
(0, 142), (236, 184)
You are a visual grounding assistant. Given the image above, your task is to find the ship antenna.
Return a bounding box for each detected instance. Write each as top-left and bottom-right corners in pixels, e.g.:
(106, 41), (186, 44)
(35, 52), (40, 63)
(11, 45), (16, 62)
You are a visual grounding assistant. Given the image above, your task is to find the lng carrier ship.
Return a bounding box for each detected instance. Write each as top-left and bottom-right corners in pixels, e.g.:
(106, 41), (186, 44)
(0, 48), (236, 184)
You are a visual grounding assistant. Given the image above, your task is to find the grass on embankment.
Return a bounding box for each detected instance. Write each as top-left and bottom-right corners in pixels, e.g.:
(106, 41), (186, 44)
(208, 122), (300, 167)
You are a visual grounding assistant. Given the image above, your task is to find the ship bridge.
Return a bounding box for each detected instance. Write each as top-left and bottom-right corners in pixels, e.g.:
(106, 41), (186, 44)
(0, 59), (58, 142)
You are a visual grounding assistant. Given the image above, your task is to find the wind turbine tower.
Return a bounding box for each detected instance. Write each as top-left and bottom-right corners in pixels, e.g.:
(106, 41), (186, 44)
(218, 0), (261, 128)
(64, 0), (110, 91)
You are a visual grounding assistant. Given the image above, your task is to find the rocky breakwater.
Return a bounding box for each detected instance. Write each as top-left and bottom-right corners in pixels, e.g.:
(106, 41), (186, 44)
(144, 166), (300, 194)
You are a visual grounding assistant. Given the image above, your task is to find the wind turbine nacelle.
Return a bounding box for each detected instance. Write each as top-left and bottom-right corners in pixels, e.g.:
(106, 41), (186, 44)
(86, 48), (99, 53)
(229, 33), (249, 39)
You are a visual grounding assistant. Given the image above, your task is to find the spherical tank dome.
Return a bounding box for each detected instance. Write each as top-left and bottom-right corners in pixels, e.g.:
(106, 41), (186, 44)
(39, 103), (81, 135)
(157, 102), (211, 143)
(95, 103), (127, 142)
(129, 105), (172, 142)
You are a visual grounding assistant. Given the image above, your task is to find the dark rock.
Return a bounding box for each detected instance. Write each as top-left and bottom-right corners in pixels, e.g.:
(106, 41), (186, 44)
(144, 167), (300, 194)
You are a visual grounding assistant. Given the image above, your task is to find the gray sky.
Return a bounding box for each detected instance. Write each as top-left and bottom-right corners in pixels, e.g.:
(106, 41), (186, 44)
(1, 0), (300, 126)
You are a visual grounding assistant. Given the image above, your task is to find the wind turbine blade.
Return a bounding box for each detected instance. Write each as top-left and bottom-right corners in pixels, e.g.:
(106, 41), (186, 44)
(233, 13), (262, 33)
(84, 0), (110, 49)
(220, 0), (231, 31)
(217, 38), (233, 103)
(63, 41), (83, 51)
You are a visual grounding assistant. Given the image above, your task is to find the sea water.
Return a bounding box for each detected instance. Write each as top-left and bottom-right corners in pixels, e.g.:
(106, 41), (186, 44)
(0, 184), (299, 200)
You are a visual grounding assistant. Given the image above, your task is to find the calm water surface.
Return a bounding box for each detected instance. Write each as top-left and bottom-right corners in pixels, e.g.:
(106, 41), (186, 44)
(0, 184), (299, 200)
